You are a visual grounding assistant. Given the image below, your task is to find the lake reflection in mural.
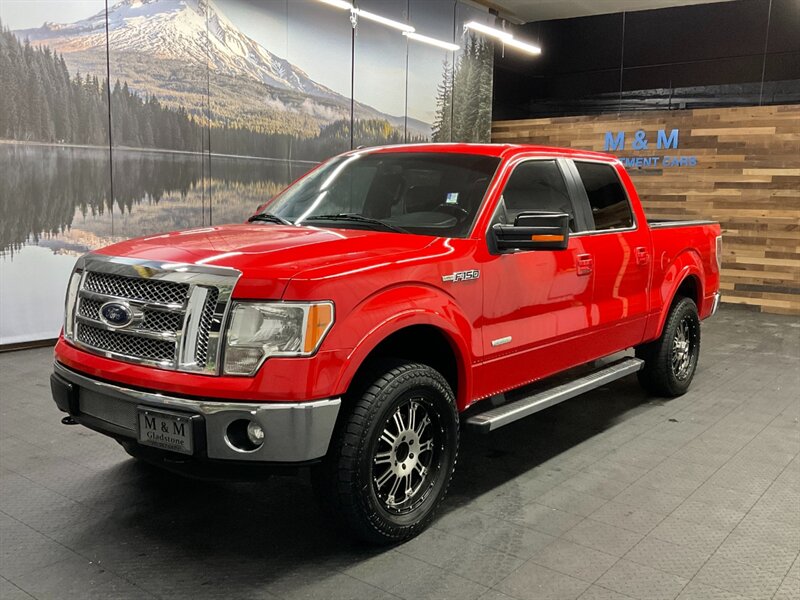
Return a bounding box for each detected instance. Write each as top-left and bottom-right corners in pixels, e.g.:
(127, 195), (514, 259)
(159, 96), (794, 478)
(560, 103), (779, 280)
(0, 143), (311, 343)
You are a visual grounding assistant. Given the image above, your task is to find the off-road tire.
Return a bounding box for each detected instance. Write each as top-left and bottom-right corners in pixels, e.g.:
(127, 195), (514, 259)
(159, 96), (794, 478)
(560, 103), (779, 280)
(636, 296), (701, 397)
(314, 361), (459, 545)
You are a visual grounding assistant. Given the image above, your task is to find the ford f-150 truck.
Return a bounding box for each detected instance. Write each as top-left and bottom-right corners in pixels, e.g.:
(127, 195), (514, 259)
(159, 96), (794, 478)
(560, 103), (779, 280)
(51, 144), (721, 543)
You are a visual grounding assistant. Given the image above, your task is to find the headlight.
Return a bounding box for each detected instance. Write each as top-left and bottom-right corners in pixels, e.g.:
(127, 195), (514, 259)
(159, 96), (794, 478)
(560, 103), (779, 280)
(223, 301), (334, 375)
(63, 268), (83, 340)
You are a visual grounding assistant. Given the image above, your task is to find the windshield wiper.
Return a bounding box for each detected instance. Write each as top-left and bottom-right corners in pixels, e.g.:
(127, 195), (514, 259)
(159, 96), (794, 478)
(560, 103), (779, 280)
(248, 212), (293, 226)
(302, 214), (408, 234)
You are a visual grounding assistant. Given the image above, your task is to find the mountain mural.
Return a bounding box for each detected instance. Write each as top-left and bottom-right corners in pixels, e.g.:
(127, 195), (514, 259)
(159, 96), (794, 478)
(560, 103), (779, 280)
(14, 0), (430, 139)
(1, 0), (495, 345)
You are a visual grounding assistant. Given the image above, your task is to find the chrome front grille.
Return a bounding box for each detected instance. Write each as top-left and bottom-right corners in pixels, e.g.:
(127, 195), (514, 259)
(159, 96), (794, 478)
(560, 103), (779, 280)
(77, 323), (176, 362)
(66, 255), (240, 375)
(84, 271), (189, 305)
(195, 287), (219, 368)
(142, 309), (185, 333)
(78, 297), (102, 320)
(79, 297), (185, 333)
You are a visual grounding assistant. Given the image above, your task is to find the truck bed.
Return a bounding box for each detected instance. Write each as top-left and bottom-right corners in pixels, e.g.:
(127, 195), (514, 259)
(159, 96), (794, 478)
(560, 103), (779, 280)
(647, 218), (716, 229)
(648, 219), (721, 323)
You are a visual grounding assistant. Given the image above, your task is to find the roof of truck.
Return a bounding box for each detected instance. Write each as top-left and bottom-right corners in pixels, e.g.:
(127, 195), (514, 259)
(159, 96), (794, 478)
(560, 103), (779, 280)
(361, 143), (617, 162)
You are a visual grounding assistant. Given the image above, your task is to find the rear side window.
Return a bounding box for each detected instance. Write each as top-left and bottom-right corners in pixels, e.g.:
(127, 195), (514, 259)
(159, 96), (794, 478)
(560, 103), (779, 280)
(574, 162), (634, 230)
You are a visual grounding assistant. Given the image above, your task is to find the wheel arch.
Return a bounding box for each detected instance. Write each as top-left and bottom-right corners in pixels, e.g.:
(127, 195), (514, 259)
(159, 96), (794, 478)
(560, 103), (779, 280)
(674, 274), (701, 307)
(652, 249), (705, 339)
(334, 315), (472, 412)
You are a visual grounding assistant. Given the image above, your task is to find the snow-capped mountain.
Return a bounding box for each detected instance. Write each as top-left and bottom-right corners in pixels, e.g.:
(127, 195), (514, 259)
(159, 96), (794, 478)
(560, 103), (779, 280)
(14, 0), (430, 134)
(16, 0), (343, 102)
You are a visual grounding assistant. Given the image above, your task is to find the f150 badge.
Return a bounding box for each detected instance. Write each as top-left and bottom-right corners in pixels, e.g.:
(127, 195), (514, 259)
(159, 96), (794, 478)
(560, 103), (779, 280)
(442, 270), (480, 283)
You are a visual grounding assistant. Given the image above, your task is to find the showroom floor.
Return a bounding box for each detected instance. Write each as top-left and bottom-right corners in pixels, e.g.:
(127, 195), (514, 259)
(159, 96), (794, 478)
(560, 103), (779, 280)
(1, 306), (798, 600)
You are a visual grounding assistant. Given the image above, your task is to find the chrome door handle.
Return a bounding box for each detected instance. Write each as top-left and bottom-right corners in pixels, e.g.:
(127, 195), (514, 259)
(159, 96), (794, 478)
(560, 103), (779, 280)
(635, 247), (650, 266)
(577, 254), (593, 276)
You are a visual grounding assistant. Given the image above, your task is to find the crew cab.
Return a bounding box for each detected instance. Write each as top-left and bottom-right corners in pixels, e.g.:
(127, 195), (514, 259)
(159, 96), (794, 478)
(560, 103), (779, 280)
(51, 144), (721, 543)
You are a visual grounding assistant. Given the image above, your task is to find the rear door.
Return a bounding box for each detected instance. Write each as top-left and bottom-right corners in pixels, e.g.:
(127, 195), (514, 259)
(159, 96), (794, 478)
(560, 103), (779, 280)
(565, 160), (651, 354)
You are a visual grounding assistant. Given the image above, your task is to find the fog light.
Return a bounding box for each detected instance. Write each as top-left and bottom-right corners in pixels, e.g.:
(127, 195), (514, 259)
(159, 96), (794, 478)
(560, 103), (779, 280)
(225, 419), (264, 452)
(247, 421), (265, 445)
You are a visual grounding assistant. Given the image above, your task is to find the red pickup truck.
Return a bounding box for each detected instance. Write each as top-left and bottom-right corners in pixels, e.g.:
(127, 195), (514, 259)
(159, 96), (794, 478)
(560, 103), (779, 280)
(51, 144), (721, 543)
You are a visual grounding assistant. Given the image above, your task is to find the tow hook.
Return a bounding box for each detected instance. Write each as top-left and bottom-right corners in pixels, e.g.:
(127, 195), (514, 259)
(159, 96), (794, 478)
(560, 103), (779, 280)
(61, 416), (78, 425)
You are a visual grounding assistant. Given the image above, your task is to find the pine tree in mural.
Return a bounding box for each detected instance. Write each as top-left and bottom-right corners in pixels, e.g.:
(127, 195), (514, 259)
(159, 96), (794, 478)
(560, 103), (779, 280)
(474, 36), (494, 141)
(431, 58), (453, 142)
(431, 34), (493, 143)
(0, 23), (109, 144)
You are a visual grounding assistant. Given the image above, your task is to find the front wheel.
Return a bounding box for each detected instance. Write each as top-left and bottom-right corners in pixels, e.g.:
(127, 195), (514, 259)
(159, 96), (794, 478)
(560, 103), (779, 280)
(314, 361), (459, 544)
(636, 296), (701, 397)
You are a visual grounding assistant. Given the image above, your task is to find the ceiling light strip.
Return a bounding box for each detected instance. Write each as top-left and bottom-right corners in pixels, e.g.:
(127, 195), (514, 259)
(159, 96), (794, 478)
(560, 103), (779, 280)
(354, 8), (415, 33)
(316, 0), (353, 10)
(464, 21), (541, 56)
(314, 1), (537, 57)
(403, 31), (460, 51)
(464, 21), (512, 41)
(503, 38), (542, 55)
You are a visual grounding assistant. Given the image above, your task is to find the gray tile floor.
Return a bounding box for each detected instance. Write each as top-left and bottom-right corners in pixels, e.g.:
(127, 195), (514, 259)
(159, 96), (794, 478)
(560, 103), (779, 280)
(1, 306), (798, 600)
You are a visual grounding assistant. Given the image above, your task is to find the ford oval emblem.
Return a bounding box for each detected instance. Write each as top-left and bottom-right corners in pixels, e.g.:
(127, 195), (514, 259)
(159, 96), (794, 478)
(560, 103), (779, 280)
(99, 301), (134, 328)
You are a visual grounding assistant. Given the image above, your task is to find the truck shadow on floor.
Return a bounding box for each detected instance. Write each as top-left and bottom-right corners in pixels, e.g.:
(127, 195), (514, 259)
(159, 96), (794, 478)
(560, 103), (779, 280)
(70, 376), (660, 590)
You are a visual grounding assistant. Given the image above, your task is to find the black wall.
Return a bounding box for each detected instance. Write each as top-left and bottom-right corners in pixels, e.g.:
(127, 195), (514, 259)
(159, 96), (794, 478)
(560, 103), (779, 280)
(493, 0), (800, 119)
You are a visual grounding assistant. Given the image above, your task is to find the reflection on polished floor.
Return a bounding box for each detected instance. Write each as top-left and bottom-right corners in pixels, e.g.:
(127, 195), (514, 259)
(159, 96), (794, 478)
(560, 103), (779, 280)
(1, 306), (798, 600)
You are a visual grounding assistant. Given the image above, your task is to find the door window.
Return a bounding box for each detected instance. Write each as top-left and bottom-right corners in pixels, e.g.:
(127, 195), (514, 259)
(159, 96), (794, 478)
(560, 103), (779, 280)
(499, 160), (577, 231)
(574, 162), (634, 230)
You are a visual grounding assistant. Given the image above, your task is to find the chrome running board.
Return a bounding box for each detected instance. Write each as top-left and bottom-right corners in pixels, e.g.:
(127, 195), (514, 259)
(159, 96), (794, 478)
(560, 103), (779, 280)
(466, 357), (644, 433)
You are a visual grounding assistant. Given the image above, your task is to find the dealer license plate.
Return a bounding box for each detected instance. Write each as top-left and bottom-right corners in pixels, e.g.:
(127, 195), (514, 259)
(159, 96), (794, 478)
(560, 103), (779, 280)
(137, 408), (194, 455)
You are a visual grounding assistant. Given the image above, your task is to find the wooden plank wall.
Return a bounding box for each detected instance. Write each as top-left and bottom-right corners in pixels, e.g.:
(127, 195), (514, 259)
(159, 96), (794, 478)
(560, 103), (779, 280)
(492, 104), (800, 315)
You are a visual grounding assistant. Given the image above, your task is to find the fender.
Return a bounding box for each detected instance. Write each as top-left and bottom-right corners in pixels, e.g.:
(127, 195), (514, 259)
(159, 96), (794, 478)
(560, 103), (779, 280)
(331, 284), (474, 410)
(648, 249), (705, 340)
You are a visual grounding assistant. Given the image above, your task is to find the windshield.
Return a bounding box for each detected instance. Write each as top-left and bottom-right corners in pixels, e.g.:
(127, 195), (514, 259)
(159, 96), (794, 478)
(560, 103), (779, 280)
(261, 151), (501, 238)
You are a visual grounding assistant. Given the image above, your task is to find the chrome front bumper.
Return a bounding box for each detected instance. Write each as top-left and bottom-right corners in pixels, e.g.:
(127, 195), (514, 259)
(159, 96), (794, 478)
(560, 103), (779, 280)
(52, 362), (340, 463)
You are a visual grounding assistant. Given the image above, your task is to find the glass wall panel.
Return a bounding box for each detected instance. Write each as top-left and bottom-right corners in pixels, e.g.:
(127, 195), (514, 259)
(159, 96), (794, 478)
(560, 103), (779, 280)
(106, 0), (211, 244)
(0, 0), (110, 343)
(288, 0), (354, 161)
(209, 0), (293, 223)
(352, 0), (410, 148)
(407, 0), (456, 142)
(453, 2), (495, 142)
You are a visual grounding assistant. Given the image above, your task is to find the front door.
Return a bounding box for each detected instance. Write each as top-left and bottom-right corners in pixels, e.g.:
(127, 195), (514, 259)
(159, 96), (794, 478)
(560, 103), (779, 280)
(479, 158), (594, 396)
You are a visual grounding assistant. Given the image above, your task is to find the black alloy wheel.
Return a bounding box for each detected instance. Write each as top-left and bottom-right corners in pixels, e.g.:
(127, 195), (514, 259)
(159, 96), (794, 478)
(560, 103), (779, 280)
(636, 296), (701, 397)
(314, 361), (459, 544)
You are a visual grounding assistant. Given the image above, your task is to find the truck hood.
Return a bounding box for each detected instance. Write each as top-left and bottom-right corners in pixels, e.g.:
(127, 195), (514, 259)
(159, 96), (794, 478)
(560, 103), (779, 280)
(95, 223), (437, 299)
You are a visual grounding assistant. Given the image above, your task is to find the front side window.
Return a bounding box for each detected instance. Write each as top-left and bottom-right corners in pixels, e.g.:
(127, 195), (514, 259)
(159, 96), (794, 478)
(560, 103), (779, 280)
(498, 160), (576, 230)
(574, 162), (634, 231)
(261, 152), (500, 238)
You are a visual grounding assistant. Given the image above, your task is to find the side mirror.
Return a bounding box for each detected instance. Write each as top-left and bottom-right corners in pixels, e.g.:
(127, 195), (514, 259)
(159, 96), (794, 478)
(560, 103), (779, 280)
(492, 211), (570, 251)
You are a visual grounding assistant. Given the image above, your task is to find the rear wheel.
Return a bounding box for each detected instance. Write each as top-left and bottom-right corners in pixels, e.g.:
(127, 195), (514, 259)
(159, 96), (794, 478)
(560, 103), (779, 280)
(314, 361), (458, 544)
(636, 296), (701, 397)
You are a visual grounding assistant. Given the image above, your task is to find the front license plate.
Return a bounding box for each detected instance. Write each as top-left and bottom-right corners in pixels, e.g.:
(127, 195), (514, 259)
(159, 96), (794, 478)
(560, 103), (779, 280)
(137, 408), (194, 455)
